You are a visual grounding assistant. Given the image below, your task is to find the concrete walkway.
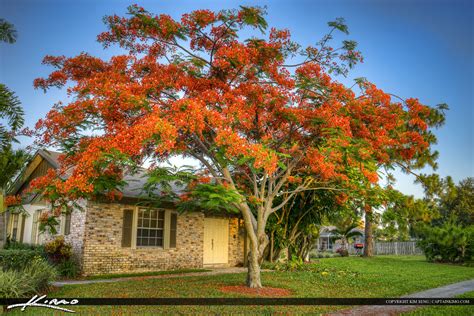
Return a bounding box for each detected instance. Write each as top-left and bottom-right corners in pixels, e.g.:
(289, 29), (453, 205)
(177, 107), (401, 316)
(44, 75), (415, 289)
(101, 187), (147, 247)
(327, 279), (474, 316)
(52, 267), (248, 287)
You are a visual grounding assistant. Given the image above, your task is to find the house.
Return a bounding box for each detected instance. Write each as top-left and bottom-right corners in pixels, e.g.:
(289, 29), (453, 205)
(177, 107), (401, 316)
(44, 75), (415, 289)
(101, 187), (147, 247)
(317, 225), (365, 252)
(4, 150), (247, 275)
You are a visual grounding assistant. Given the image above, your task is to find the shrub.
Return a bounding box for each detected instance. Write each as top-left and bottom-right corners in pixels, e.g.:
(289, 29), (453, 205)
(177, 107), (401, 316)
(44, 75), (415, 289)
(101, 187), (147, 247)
(336, 248), (349, 257)
(272, 255), (305, 271)
(44, 236), (72, 264)
(0, 270), (34, 298)
(417, 222), (473, 263)
(260, 261), (278, 270)
(4, 240), (45, 253)
(0, 257), (57, 298)
(56, 257), (80, 278)
(0, 249), (40, 271)
(23, 257), (58, 291)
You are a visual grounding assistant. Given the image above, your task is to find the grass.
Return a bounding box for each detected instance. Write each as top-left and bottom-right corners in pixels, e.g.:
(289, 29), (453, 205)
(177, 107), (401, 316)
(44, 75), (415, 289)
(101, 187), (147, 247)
(5, 256), (474, 315)
(83, 268), (211, 280)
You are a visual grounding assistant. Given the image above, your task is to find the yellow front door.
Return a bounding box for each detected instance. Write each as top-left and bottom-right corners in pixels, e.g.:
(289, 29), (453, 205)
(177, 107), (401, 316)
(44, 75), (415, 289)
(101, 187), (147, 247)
(203, 218), (229, 265)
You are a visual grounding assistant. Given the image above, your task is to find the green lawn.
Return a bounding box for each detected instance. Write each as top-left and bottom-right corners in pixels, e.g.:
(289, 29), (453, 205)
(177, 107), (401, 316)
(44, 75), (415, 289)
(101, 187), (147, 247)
(5, 256), (474, 315)
(83, 268), (210, 280)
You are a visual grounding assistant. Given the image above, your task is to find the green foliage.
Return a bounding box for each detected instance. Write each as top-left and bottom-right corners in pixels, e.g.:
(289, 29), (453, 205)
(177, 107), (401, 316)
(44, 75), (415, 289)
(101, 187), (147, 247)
(39, 215), (60, 235)
(376, 189), (433, 241)
(0, 146), (29, 189)
(328, 18), (349, 34)
(44, 236), (73, 264)
(143, 164), (196, 202)
(178, 183), (243, 214)
(330, 221), (363, 249)
(0, 257), (57, 298)
(268, 188), (341, 262)
(336, 248), (349, 257)
(23, 256), (58, 291)
(238, 6), (268, 32)
(0, 82), (25, 148)
(4, 239), (46, 253)
(56, 257), (80, 278)
(0, 18), (17, 43)
(0, 249), (43, 271)
(0, 269), (34, 298)
(417, 221), (473, 263)
(418, 175), (473, 226)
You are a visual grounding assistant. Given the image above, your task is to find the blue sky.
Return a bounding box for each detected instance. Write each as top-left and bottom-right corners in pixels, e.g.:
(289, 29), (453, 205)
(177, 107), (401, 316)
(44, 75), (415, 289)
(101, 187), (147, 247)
(1, 0), (472, 197)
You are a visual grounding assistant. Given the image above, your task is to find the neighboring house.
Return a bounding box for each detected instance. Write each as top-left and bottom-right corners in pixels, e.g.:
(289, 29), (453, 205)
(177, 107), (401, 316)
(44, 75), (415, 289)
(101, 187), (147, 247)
(5, 150), (246, 275)
(317, 225), (365, 252)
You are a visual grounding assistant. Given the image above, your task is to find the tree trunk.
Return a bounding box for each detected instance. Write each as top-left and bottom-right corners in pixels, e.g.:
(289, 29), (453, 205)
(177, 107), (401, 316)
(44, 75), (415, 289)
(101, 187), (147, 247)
(364, 210), (373, 257)
(246, 248), (262, 288)
(269, 230), (274, 263)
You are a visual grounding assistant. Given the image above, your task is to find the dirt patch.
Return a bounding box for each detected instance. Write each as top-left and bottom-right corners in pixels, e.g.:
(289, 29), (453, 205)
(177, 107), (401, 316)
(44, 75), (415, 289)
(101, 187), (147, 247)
(220, 285), (292, 297)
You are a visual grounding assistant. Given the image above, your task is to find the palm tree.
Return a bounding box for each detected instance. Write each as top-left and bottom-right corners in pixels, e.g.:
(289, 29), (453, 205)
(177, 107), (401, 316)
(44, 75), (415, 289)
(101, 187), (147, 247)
(0, 18), (26, 245)
(0, 19), (23, 148)
(330, 222), (363, 251)
(0, 18), (17, 43)
(0, 84), (24, 148)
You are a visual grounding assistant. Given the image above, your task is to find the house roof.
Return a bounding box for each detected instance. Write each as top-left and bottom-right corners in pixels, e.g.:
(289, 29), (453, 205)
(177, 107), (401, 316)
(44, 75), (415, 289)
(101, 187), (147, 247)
(13, 149), (184, 199)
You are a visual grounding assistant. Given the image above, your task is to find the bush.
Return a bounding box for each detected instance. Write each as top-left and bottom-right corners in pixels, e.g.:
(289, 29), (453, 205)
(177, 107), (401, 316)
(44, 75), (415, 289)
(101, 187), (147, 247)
(4, 240), (45, 253)
(56, 257), (80, 278)
(417, 222), (473, 264)
(0, 257), (57, 298)
(0, 270), (34, 298)
(336, 248), (349, 257)
(23, 257), (58, 291)
(0, 249), (41, 271)
(44, 236), (72, 264)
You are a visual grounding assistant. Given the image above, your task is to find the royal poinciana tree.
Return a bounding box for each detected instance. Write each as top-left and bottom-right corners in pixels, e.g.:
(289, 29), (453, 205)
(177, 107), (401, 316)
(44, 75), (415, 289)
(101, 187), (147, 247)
(31, 6), (445, 287)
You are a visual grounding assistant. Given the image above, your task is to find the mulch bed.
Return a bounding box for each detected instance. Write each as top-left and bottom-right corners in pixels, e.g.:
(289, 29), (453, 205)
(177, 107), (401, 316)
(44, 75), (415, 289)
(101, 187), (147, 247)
(220, 285), (292, 297)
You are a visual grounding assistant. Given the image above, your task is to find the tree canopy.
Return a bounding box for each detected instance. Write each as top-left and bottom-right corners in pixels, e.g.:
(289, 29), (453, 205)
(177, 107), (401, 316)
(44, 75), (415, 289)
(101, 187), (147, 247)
(31, 5), (445, 287)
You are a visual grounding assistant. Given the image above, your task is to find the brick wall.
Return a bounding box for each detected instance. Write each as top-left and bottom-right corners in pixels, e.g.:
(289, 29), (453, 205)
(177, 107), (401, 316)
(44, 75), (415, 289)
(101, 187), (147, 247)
(81, 202), (206, 275)
(64, 206), (87, 268)
(228, 217), (245, 266)
(76, 201), (246, 276)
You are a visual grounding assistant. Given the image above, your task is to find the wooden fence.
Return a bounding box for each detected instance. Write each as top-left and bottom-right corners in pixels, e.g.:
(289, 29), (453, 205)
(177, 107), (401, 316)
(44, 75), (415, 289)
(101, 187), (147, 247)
(348, 241), (423, 255)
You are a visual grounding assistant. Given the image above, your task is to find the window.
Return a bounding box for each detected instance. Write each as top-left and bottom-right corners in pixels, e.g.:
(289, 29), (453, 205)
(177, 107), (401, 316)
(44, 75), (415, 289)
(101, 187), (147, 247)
(121, 209), (134, 247)
(10, 214), (19, 241)
(64, 212), (72, 235)
(137, 208), (165, 247)
(31, 210), (41, 244)
(121, 208), (178, 249)
(170, 212), (177, 248)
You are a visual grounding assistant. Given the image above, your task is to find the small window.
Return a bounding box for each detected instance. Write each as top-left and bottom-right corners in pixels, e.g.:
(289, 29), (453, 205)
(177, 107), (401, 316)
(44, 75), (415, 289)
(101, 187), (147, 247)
(170, 213), (177, 248)
(137, 208), (164, 247)
(122, 209), (134, 247)
(64, 212), (72, 235)
(11, 214), (19, 241)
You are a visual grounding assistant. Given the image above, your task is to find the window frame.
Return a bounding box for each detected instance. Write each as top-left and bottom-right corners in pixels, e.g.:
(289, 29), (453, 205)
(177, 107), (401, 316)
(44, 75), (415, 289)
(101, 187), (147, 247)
(9, 213), (20, 241)
(130, 207), (177, 249)
(136, 208), (165, 248)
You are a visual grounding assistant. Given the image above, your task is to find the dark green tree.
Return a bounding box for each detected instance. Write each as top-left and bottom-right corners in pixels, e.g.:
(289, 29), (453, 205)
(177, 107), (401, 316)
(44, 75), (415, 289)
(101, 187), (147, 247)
(418, 175), (474, 226)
